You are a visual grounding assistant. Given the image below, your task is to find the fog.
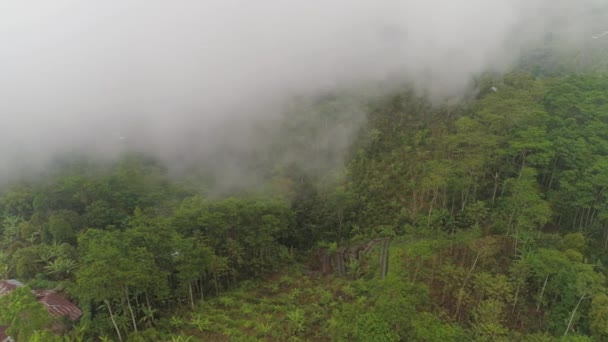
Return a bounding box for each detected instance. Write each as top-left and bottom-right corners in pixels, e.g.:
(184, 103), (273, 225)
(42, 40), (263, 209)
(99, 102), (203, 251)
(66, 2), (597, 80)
(0, 0), (605, 182)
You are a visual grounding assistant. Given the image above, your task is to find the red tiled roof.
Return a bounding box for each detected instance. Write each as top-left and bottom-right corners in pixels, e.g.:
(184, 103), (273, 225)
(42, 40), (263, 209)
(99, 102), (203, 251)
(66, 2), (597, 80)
(1, 279), (82, 322)
(0, 280), (23, 297)
(35, 290), (82, 321)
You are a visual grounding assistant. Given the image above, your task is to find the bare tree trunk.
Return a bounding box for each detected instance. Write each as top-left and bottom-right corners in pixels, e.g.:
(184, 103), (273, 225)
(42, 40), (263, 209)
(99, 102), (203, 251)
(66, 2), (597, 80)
(430, 257), (436, 284)
(337, 209), (344, 243)
(572, 208), (580, 230)
(585, 207), (594, 228)
(441, 284), (447, 304)
(519, 151), (527, 177)
(105, 300), (124, 342)
(564, 295), (586, 336)
(380, 239), (390, 279)
(579, 207), (586, 231)
(214, 274), (219, 296)
(124, 287), (138, 332)
(546, 157), (558, 190)
(461, 186), (470, 211)
(472, 181), (478, 203)
(189, 282), (195, 309)
(537, 275), (549, 312)
(134, 295), (140, 318)
(412, 261), (421, 283)
(491, 172), (500, 207)
(512, 282), (521, 314)
(199, 276), (205, 301)
(427, 199), (434, 229)
(590, 209), (598, 227)
(514, 227), (519, 258)
(145, 292), (155, 324)
(507, 212), (515, 235)
(412, 190), (418, 218)
(454, 251), (480, 319)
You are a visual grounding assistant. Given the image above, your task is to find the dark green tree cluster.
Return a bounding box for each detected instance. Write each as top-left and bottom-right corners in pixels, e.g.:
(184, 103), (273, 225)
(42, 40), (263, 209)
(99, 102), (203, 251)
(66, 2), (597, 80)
(329, 73), (608, 339)
(0, 155), (297, 340)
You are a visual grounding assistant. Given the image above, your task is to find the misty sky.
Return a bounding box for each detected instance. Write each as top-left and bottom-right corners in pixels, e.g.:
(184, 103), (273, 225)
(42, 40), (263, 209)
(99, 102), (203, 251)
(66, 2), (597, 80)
(0, 0), (605, 180)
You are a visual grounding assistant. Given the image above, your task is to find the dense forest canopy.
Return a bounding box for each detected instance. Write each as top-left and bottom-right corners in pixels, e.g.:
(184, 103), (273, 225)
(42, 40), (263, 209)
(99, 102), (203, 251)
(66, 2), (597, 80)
(2, 57), (608, 340)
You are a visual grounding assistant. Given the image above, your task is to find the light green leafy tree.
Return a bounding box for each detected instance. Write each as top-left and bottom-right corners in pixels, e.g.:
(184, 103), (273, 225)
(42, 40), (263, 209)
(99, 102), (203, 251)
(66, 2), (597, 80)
(0, 285), (54, 341)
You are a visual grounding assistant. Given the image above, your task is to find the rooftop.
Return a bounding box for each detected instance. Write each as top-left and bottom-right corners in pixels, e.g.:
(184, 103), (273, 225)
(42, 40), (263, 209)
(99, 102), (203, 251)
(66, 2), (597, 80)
(0, 280), (23, 297)
(35, 290), (82, 321)
(0, 280), (82, 321)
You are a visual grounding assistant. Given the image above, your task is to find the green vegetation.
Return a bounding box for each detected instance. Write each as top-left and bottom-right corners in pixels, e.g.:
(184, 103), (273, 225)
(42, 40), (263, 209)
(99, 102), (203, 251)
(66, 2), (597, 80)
(0, 285), (54, 341)
(3, 64), (608, 340)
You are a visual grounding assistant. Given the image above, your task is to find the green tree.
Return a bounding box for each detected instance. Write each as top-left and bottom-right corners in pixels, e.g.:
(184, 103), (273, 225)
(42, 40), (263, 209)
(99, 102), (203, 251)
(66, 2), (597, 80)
(589, 293), (608, 340)
(77, 228), (164, 340)
(48, 210), (81, 244)
(0, 285), (54, 341)
(498, 168), (551, 256)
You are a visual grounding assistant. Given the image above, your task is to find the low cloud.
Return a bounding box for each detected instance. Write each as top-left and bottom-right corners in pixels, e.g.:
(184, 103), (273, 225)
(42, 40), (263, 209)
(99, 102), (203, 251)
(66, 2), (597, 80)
(0, 0), (604, 182)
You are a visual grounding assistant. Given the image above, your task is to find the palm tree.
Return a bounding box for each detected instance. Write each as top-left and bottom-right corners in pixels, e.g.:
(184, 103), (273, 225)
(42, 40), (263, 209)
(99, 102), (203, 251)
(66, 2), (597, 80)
(2, 215), (23, 242)
(44, 258), (78, 280)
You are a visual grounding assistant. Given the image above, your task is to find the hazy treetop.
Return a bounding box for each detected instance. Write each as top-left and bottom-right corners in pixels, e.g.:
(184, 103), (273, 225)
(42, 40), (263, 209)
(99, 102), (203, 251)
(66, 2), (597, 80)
(0, 0), (605, 180)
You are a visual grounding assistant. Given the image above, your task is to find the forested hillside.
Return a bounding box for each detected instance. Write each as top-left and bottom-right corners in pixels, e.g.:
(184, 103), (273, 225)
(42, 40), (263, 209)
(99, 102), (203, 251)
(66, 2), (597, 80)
(2, 68), (608, 341)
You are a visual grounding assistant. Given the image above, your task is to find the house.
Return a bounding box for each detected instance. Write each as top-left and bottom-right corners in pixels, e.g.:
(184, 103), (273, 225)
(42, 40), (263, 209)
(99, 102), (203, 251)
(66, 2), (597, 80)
(35, 290), (83, 321)
(0, 279), (81, 340)
(0, 279), (23, 296)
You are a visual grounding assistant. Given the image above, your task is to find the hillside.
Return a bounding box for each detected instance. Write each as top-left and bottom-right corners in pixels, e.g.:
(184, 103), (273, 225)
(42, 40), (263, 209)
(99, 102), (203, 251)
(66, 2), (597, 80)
(2, 68), (608, 341)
